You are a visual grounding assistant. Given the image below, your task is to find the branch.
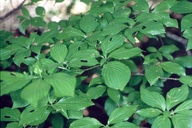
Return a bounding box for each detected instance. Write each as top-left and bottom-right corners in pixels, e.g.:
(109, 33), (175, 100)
(165, 32), (192, 56)
(0, 0), (26, 21)
(133, 73), (179, 81)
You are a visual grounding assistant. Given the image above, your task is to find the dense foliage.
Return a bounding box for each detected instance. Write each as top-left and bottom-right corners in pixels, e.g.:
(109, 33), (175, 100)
(0, 0), (192, 128)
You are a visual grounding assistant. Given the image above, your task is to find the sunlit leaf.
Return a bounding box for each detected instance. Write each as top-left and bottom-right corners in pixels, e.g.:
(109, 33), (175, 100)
(136, 108), (162, 117)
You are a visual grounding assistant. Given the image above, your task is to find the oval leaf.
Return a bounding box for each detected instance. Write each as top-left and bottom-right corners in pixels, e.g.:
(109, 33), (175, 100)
(174, 100), (192, 113)
(172, 114), (192, 128)
(101, 35), (125, 57)
(102, 61), (131, 91)
(107, 88), (121, 104)
(160, 61), (186, 76)
(170, 1), (192, 14)
(21, 79), (51, 108)
(79, 15), (99, 34)
(136, 108), (162, 117)
(111, 122), (139, 128)
(44, 73), (76, 97)
(107, 104), (138, 125)
(109, 47), (142, 60)
(0, 107), (20, 121)
(145, 65), (164, 85)
(151, 115), (171, 128)
(141, 89), (165, 111)
(166, 85), (189, 111)
(50, 42), (68, 63)
(70, 117), (103, 128)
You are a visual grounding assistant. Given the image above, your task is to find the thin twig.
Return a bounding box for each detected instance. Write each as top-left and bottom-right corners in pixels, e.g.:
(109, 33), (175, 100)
(0, 0), (26, 21)
(160, 77), (179, 81)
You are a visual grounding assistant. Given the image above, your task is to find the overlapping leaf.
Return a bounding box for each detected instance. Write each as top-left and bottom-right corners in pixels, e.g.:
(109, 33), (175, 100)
(111, 122), (139, 128)
(87, 85), (106, 99)
(174, 100), (192, 113)
(50, 42), (68, 63)
(0, 107), (21, 121)
(79, 15), (99, 34)
(145, 65), (164, 85)
(151, 115), (171, 128)
(166, 85), (189, 111)
(170, 1), (192, 14)
(101, 35), (125, 57)
(107, 104), (138, 125)
(44, 73), (76, 97)
(141, 89), (165, 111)
(70, 117), (103, 128)
(109, 47), (142, 60)
(136, 108), (162, 117)
(107, 88), (120, 104)
(172, 114), (192, 128)
(102, 61), (131, 90)
(21, 79), (51, 107)
(160, 62), (186, 76)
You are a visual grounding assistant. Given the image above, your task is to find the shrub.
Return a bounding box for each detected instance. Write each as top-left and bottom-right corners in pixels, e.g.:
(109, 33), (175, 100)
(0, 0), (192, 128)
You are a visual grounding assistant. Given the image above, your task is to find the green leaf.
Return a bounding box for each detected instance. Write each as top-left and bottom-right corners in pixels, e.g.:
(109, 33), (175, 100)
(79, 15), (99, 34)
(13, 49), (31, 67)
(127, 91), (140, 103)
(19, 19), (31, 35)
(68, 110), (83, 119)
(28, 109), (50, 125)
(107, 88), (120, 104)
(137, 21), (165, 35)
(113, 8), (131, 18)
(21, 79), (50, 108)
(183, 28), (192, 39)
(40, 58), (58, 74)
(55, 0), (64, 2)
(8, 36), (27, 47)
(102, 61), (131, 91)
(44, 72), (76, 97)
(105, 98), (118, 116)
(1, 107), (20, 121)
(51, 114), (64, 128)
(48, 21), (58, 30)
(101, 35), (125, 57)
(48, 89), (57, 104)
(151, 115), (171, 128)
(102, 24), (127, 36)
(50, 42), (68, 63)
(179, 76), (192, 87)
(166, 85), (189, 111)
(109, 47), (142, 60)
(6, 122), (22, 128)
(158, 45), (179, 54)
(11, 89), (29, 108)
(52, 102), (68, 119)
(141, 89), (165, 111)
(70, 117), (103, 128)
(170, 1), (192, 14)
(162, 53), (173, 61)
(35, 6), (45, 17)
(19, 106), (48, 125)
(54, 92), (94, 111)
(89, 77), (104, 87)
(39, 30), (60, 44)
(152, 0), (179, 13)
(187, 37), (192, 51)
(107, 104), (138, 125)
(111, 122), (139, 128)
(87, 85), (106, 99)
(147, 47), (157, 52)
(0, 48), (17, 60)
(172, 114), (192, 128)
(174, 99), (192, 113)
(136, 108), (162, 117)
(81, 0), (92, 5)
(56, 26), (85, 40)
(31, 17), (46, 27)
(0, 72), (31, 96)
(132, 0), (149, 13)
(21, 7), (30, 18)
(181, 14), (192, 31)
(145, 65), (164, 85)
(160, 62), (186, 76)
(122, 59), (138, 73)
(174, 55), (192, 68)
